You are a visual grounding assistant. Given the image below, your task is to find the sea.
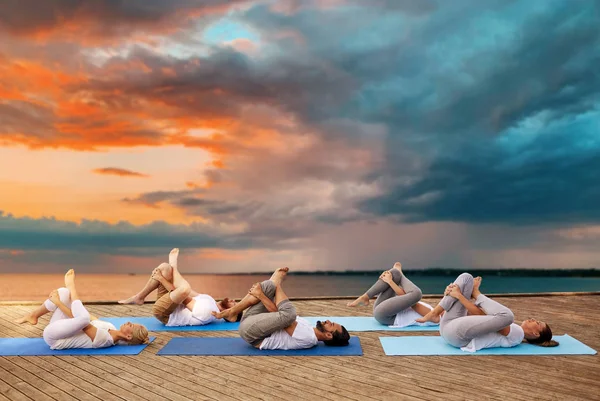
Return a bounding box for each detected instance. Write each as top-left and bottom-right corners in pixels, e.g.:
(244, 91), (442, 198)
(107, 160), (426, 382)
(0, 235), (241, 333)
(1, 271), (599, 302)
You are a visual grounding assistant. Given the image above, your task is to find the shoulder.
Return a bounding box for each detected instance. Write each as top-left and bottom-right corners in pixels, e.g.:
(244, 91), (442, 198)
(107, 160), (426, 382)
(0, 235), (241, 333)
(509, 324), (525, 342)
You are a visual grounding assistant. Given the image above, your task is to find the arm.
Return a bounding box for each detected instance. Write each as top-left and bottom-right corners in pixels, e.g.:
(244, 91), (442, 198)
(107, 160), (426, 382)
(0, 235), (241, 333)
(447, 285), (486, 316)
(53, 300), (74, 318)
(380, 271), (406, 297)
(387, 280), (407, 297)
(157, 276), (175, 292)
(256, 293), (278, 312)
(456, 295), (486, 316)
(248, 283), (278, 313)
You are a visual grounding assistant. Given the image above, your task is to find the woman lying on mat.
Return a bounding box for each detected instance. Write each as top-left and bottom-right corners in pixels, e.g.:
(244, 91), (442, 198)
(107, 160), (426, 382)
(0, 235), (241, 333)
(15, 269), (149, 350)
(416, 273), (559, 352)
(119, 248), (241, 326)
(347, 262), (437, 327)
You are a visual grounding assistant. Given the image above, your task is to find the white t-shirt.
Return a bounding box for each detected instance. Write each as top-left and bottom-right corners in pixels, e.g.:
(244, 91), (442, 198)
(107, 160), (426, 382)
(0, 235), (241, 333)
(166, 294), (223, 327)
(391, 302), (439, 328)
(260, 317), (318, 350)
(49, 320), (116, 350)
(461, 323), (525, 353)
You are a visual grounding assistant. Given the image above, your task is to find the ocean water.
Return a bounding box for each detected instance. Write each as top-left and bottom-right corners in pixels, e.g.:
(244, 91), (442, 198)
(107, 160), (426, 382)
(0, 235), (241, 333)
(1, 273), (599, 302)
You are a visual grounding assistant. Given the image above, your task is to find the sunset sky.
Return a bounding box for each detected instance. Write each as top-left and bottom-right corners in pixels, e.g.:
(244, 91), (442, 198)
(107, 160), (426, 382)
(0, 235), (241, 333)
(1, 0), (599, 273)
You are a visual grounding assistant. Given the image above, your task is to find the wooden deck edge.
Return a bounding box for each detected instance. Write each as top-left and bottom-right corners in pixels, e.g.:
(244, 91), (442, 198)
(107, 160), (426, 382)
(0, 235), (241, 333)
(1, 291), (599, 305)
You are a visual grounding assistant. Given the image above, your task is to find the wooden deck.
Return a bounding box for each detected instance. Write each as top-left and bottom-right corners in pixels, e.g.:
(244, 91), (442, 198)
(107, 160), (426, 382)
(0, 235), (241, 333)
(1, 295), (599, 401)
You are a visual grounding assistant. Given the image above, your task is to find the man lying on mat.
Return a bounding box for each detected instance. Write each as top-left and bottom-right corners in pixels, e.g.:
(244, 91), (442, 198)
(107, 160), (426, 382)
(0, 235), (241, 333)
(119, 248), (241, 326)
(213, 267), (350, 350)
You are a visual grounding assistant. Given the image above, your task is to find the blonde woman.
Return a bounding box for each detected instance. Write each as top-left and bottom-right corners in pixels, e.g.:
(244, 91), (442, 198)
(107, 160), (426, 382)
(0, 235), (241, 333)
(15, 269), (149, 350)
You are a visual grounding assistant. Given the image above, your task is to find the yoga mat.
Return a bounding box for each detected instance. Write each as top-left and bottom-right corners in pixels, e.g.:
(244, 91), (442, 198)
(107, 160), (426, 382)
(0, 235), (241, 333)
(379, 334), (597, 356)
(104, 317), (239, 331)
(0, 337), (155, 356)
(303, 316), (439, 332)
(157, 336), (363, 356)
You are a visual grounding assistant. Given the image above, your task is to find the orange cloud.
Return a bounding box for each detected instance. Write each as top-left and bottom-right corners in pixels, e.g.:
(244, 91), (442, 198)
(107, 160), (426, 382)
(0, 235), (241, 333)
(92, 168), (149, 178)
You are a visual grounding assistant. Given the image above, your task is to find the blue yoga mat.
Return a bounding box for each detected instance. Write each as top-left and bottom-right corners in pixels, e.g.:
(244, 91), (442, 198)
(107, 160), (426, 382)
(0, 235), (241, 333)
(303, 316), (439, 332)
(380, 334), (597, 356)
(0, 337), (155, 356)
(104, 317), (239, 331)
(157, 336), (363, 356)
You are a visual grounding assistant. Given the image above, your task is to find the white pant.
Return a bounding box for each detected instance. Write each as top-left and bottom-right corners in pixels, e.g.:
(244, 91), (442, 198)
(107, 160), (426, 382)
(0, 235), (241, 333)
(42, 288), (91, 346)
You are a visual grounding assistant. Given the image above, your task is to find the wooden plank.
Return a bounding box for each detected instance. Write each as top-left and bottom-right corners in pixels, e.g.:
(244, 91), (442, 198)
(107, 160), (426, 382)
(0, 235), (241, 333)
(23, 356), (121, 401)
(0, 363), (54, 401)
(0, 377), (32, 401)
(9, 357), (99, 401)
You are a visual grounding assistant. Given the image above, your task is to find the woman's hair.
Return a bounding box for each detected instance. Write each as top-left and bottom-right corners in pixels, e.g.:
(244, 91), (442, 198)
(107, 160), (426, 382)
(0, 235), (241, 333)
(128, 324), (150, 345)
(525, 323), (559, 347)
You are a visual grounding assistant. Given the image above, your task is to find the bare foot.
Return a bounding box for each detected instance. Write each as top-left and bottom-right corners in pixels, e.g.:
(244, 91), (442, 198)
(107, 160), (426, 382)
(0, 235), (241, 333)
(211, 309), (238, 323)
(64, 269), (75, 290)
(118, 296), (145, 305)
(472, 276), (482, 298)
(270, 267), (289, 285)
(14, 314), (38, 325)
(416, 311), (441, 324)
(169, 248), (179, 269)
(392, 262), (402, 274)
(347, 294), (370, 307)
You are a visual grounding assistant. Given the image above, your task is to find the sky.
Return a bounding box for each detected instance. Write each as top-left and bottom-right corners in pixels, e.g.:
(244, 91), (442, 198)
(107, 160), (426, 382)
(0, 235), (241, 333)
(0, 0), (599, 273)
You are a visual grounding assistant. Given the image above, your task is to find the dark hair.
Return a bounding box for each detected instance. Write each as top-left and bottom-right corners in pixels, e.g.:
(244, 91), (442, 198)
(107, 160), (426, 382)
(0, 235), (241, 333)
(323, 325), (350, 347)
(526, 323), (559, 347)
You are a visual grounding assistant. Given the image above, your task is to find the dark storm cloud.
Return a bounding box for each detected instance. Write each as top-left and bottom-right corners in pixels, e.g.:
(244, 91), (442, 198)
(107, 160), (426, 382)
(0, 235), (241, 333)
(0, 211), (258, 252)
(0, 0), (244, 39)
(362, 117), (600, 224)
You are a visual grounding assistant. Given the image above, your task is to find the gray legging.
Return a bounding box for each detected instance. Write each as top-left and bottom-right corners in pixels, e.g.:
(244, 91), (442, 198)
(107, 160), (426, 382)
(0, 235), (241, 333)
(366, 269), (423, 325)
(439, 273), (515, 347)
(238, 280), (297, 347)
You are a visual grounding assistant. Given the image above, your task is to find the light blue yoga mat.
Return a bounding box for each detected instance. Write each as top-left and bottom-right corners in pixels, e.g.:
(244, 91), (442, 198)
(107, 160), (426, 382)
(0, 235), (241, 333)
(104, 317), (239, 331)
(303, 316), (439, 332)
(379, 334), (597, 356)
(157, 336), (363, 356)
(0, 337), (155, 356)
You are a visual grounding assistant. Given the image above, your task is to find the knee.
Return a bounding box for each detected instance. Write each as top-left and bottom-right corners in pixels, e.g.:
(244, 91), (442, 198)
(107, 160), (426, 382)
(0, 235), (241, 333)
(499, 309), (515, 326)
(410, 288), (423, 303)
(457, 273), (474, 283)
(260, 280), (276, 299)
(279, 301), (297, 327)
(57, 287), (71, 304)
(158, 262), (173, 278)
